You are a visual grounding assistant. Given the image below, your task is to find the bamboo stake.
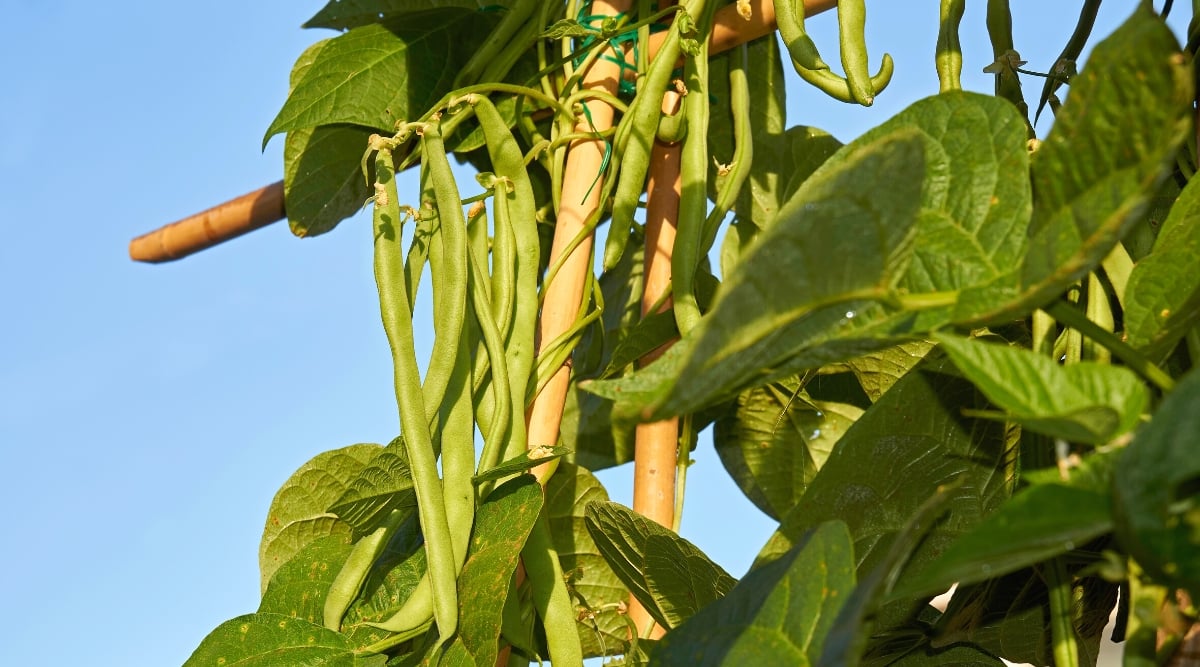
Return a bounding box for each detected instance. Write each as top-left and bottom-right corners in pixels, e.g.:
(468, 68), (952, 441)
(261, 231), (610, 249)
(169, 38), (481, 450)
(126, 0), (837, 264)
(527, 0), (632, 479)
(128, 182), (284, 262)
(627, 89), (684, 641)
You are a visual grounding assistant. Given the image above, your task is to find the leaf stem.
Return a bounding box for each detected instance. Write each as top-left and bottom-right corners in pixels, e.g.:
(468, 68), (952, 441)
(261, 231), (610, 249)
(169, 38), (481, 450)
(1046, 300), (1176, 392)
(1045, 558), (1081, 667)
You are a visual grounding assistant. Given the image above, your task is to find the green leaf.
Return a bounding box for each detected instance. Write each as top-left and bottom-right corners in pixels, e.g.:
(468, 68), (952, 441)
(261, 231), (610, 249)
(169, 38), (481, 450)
(755, 357), (1013, 616)
(472, 446), (569, 485)
(1114, 369), (1200, 599)
(873, 643), (1004, 666)
(818, 481), (963, 667)
(1123, 176), (1200, 362)
(328, 438), (417, 534)
(544, 463), (629, 657)
(968, 6), (1192, 322)
(443, 476), (543, 667)
(895, 484), (1113, 600)
(304, 0), (500, 30)
(933, 332), (1147, 444)
(592, 128), (930, 421)
(264, 9), (499, 145)
(283, 124), (376, 237)
(714, 378), (861, 520)
(259, 535), (355, 626)
(584, 501), (737, 631)
(839, 340), (936, 402)
(184, 613), (387, 667)
(652, 521), (855, 666)
(260, 443), (382, 593)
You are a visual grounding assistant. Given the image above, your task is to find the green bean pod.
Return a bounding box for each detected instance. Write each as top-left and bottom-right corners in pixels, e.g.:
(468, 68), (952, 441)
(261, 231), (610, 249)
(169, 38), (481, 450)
(465, 233), (516, 483)
(473, 96), (540, 424)
(701, 43), (752, 255)
(837, 0), (877, 105)
(606, 0), (710, 272)
(489, 181), (518, 343)
(454, 0), (541, 89)
(323, 509), (404, 631)
(368, 139), (458, 643)
(366, 573), (433, 634)
(522, 511), (584, 667)
(985, 0), (1032, 134)
(439, 326), (476, 573)
(420, 123), (470, 428)
(672, 5), (716, 336)
(773, 0), (832, 71)
(795, 53), (895, 104)
(1035, 0), (1102, 123)
(936, 0), (966, 92)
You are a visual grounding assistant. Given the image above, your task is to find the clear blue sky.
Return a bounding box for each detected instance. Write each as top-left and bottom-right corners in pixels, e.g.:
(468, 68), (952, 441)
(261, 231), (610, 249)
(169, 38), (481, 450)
(0, 2), (1182, 664)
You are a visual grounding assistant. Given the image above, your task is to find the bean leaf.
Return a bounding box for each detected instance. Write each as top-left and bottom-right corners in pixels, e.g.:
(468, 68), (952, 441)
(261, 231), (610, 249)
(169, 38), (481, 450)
(933, 332), (1147, 444)
(260, 443), (382, 592)
(1123, 175), (1200, 362)
(184, 613), (387, 667)
(585, 501), (736, 632)
(651, 521), (854, 666)
(1114, 369), (1200, 600)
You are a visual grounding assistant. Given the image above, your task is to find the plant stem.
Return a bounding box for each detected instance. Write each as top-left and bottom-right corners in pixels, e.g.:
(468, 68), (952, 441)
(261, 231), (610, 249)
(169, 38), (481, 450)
(1045, 558), (1080, 667)
(1046, 300), (1176, 392)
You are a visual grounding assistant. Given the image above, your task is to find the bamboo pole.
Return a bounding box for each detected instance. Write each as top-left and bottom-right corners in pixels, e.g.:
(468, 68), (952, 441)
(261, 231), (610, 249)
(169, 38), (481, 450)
(627, 89), (683, 641)
(128, 182), (284, 262)
(526, 0), (632, 477)
(126, 0), (837, 264)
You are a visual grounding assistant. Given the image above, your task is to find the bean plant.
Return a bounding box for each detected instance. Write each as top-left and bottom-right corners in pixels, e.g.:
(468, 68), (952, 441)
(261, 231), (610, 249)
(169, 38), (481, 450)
(182, 0), (1200, 665)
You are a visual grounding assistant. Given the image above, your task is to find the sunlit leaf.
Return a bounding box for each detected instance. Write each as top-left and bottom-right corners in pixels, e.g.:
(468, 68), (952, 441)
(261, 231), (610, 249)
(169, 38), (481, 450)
(585, 501), (736, 631)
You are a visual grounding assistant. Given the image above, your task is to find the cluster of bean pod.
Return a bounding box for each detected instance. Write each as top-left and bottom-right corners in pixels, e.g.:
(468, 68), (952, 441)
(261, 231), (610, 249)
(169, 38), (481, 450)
(315, 1), (902, 663)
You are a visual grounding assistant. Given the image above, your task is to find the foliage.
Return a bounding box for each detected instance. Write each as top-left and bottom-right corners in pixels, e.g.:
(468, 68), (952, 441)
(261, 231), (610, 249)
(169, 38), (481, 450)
(182, 1), (1200, 665)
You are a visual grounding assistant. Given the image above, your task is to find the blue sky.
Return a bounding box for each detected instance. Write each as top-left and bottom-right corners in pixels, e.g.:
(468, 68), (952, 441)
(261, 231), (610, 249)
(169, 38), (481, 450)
(0, 2), (1183, 664)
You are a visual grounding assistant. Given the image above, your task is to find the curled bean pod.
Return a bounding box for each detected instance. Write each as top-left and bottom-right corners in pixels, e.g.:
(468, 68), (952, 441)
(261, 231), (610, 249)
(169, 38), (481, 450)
(367, 137), (458, 644)
(774, 0), (831, 71)
(795, 53), (895, 104)
(937, 0), (966, 92)
(323, 510), (404, 631)
(837, 0), (878, 105)
(465, 228), (516, 485)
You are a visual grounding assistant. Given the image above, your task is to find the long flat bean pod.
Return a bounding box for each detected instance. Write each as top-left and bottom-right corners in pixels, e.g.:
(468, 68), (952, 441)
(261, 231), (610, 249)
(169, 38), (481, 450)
(522, 511), (584, 667)
(420, 123), (470, 428)
(671, 2), (716, 336)
(465, 233), (516, 481)
(473, 96), (541, 423)
(368, 139), (459, 644)
(936, 0), (966, 92)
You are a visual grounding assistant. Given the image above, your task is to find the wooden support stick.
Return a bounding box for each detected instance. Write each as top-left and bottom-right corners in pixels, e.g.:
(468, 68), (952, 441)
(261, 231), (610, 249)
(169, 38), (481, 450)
(627, 89), (683, 641)
(126, 0), (836, 264)
(128, 181), (284, 263)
